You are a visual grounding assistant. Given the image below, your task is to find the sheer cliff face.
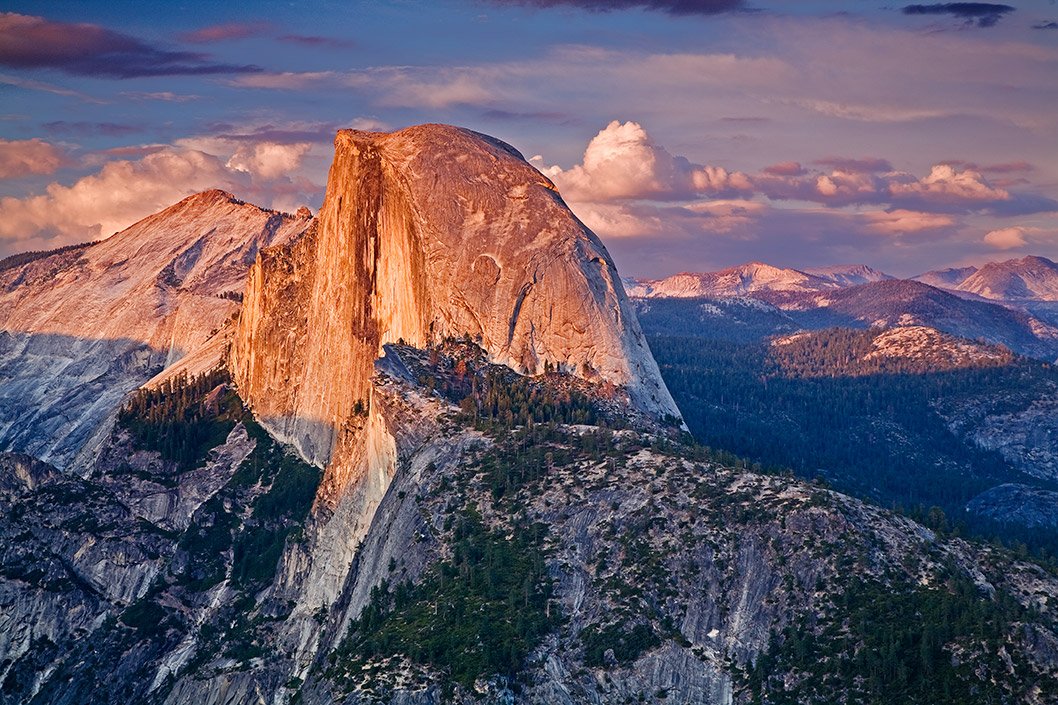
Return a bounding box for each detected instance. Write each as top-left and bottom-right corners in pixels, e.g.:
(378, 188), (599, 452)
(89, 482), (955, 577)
(232, 124), (681, 469)
(0, 190), (312, 469)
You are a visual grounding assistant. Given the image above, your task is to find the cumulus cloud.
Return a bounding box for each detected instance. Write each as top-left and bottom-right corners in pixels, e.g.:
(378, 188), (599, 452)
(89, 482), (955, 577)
(0, 119), (348, 253)
(226, 142), (312, 179)
(542, 120), (752, 202)
(541, 121), (1056, 219)
(486, 0), (745, 15)
(0, 149), (246, 246)
(888, 164), (1008, 206)
(0, 138), (67, 179)
(531, 121), (1055, 277)
(0, 13), (261, 77)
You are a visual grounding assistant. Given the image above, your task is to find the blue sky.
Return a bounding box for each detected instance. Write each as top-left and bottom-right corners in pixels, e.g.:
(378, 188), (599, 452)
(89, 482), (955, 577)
(1, 0), (1057, 276)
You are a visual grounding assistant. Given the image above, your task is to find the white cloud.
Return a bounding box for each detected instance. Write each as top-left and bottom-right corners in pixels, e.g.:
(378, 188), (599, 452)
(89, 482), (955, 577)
(226, 141), (312, 179)
(889, 164), (1009, 205)
(542, 120), (751, 202)
(0, 148), (247, 246)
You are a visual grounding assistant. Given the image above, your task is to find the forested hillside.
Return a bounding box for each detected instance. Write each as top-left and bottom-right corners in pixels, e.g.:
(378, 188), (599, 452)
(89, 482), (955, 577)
(647, 328), (1058, 561)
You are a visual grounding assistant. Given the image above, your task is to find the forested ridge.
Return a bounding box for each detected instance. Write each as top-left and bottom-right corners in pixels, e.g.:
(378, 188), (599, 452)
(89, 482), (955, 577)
(647, 329), (1058, 562)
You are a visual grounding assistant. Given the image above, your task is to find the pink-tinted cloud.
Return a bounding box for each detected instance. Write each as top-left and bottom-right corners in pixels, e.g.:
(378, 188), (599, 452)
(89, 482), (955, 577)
(888, 164), (1007, 206)
(0, 13), (261, 77)
(0, 126), (332, 253)
(0, 149), (246, 246)
(178, 22), (269, 43)
(979, 225), (1057, 251)
(762, 161), (806, 177)
(225, 142), (312, 179)
(545, 122), (1055, 215)
(861, 209), (957, 235)
(0, 138), (67, 179)
(983, 226), (1028, 249)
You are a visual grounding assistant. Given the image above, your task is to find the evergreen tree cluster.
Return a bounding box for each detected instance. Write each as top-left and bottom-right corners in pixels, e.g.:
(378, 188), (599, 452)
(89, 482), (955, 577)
(768, 327), (1014, 378)
(331, 507), (557, 691)
(118, 368), (241, 472)
(746, 572), (1050, 704)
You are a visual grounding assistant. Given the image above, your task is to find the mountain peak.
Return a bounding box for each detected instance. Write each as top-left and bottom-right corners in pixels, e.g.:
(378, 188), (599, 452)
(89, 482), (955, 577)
(956, 254), (1058, 301)
(0, 190), (312, 469)
(232, 123), (680, 471)
(336, 123), (528, 163)
(187, 188), (239, 204)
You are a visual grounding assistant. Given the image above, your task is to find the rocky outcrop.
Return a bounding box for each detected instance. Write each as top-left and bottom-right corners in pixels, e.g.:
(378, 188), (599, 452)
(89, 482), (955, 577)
(967, 483), (1058, 530)
(0, 191), (312, 471)
(231, 124), (680, 474)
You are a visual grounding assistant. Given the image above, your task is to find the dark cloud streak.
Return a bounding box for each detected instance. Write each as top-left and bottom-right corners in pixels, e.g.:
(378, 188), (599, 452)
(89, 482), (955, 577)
(43, 120), (142, 137)
(178, 22), (269, 43)
(0, 13), (261, 78)
(485, 0), (745, 16)
(901, 3), (1015, 28)
(277, 34), (357, 49)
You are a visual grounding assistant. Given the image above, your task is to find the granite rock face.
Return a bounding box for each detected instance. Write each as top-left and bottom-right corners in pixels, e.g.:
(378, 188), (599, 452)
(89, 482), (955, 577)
(0, 191), (311, 470)
(231, 124), (680, 473)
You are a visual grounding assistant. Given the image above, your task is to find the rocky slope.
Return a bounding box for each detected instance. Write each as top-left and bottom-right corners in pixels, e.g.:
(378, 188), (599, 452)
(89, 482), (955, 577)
(0, 191), (311, 470)
(632, 279), (1058, 361)
(2, 346), (1057, 705)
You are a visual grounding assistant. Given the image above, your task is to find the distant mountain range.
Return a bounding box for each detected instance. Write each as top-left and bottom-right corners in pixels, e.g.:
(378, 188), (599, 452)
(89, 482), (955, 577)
(624, 261), (892, 298)
(626, 255), (1058, 362)
(626, 255), (1058, 304)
